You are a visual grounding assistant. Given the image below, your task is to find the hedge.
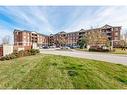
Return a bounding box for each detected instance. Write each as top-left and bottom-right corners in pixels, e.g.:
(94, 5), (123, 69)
(0, 49), (40, 61)
(89, 48), (109, 52)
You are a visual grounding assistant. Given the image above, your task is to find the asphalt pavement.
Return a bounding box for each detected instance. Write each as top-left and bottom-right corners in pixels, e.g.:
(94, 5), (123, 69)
(40, 49), (127, 65)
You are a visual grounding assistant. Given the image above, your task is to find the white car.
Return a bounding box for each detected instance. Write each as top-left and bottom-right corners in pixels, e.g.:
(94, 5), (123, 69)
(62, 46), (70, 49)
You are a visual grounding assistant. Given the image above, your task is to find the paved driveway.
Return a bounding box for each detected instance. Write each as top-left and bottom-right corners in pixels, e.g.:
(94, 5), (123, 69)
(40, 49), (127, 65)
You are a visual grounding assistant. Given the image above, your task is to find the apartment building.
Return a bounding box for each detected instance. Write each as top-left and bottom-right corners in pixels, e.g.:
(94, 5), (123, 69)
(101, 25), (121, 47)
(48, 31), (80, 47)
(48, 24), (121, 47)
(66, 31), (80, 46)
(101, 24), (121, 41)
(13, 24), (121, 49)
(13, 29), (48, 51)
(53, 31), (67, 46)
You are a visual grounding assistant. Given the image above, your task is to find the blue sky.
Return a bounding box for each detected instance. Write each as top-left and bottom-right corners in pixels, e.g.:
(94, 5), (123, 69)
(0, 6), (127, 43)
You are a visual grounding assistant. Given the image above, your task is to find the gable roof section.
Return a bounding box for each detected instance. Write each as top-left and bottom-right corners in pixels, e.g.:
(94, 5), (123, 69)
(101, 24), (112, 29)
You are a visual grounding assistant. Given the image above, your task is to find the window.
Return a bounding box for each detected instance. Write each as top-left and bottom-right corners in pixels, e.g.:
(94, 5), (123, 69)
(19, 43), (22, 45)
(27, 43), (29, 46)
(114, 28), (119, 31)
(114, 37), (118, 40)
(115, 32), (118, 36)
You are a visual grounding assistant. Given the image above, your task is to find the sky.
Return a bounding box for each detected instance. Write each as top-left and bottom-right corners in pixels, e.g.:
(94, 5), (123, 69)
(0, 6), (127, 43)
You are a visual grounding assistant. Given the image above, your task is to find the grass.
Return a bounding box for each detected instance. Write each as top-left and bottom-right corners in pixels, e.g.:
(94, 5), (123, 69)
(111, 48), (127, 54)
(0, 54), (127, 89)
(76, 48), (127, 55)
(75, 48), (88, 51)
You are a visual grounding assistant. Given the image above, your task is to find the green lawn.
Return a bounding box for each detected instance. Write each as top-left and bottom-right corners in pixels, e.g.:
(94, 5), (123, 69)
(76, 48), (127, 55)
(75, 48), (88, 51)
(111, 48), (127, 54)
(0, 54), (127, 89)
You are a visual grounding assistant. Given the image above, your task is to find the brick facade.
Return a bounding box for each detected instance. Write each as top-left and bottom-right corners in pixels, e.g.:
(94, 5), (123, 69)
(48, 25), (121, 47)
(13, 24), (121, 49)
(0, 46), (3, 57)
(13, 30), (48, 51)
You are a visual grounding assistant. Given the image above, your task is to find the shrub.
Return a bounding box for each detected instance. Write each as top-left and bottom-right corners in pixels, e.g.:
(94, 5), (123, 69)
(36, 49), (40, 53)
(0, 56), (6, 61)
(18, 50), (25, 57)
(29, 49), (36, 55)
(89, 47), (109, 52)
(0, 54), (16, 61)
(24, 50), (31, 56)
(12, 52), (19, 58)
(0, 49), (40, 61)
(9, 53), (16, 59)
(4, 55), (11, 60)
(29, 49), (40, 55)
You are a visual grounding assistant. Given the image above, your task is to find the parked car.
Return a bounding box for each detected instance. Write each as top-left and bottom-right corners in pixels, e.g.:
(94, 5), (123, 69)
(43, 46), (49, 49)
(65, 46), (70, 49)
(39, 46), (43, 49)
(69, 45), (79, 49)
(60, 46), (70, 49)
(49, 46), (56, 48)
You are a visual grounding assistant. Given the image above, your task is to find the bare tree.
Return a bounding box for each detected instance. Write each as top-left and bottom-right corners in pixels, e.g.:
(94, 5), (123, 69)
(55, 35), (67, 47)
(85, 29), (109, 47)
(58, 36), (67, 47)
(2, 35), (11, 44)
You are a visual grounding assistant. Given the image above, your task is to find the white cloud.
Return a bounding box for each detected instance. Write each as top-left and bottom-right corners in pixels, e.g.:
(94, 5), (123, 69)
(0, 7), (54, 34)
(0, 25), (13, 44)
(1, 6), (127, 44)
(64, 6), (127, 33)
